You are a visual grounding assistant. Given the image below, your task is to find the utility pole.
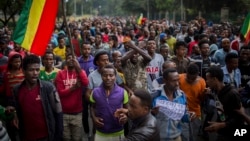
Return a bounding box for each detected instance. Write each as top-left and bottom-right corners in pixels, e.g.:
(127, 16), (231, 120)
(147, 0), (149, 19)
(74, 0), (77, 16)
(181, 0), (183, 21)
(81, 2), (83, 16)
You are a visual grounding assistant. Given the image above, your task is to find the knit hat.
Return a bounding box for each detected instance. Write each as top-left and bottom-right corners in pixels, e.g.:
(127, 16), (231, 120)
(159, 33), (167, 40)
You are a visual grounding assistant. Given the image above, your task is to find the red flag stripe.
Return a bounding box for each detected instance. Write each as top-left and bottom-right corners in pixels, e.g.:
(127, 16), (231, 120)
(30, 0), (59, 55)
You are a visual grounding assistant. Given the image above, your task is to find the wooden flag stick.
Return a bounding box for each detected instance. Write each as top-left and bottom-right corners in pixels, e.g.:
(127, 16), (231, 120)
(61, 0), (75, 57)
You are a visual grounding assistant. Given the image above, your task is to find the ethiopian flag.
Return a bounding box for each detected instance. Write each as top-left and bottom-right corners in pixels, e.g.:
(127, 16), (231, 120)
(13, 0), (59, 56)
(137, 13), (143, 25)
(241, 13), (250, 45)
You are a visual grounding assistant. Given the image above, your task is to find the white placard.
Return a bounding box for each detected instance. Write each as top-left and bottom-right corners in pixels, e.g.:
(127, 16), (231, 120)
(156, 100), (186, 120)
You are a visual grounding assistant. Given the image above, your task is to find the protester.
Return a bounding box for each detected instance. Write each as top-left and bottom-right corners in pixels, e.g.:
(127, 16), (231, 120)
(179, 63), (206, 141)
(222, 52), (241, 89)
(171, 41), (190, 74)
(90, 64), (128, 141)
(152, 68), (189, 141)
(39, 51), (60, 83)
(11, 55), (63, 141)
(205, 66), (246, 141)
(55, 53), (89, 141)
(53, 36), (66, 61)
(121, 41), (152, 91)
(115, 89), (160, 141)
(146, 38), (164, 93)
(213, 38), (237, 66)
(78, 41), (97, 136)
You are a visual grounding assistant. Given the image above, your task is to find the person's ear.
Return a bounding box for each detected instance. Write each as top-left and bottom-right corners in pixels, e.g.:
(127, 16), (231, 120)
(143, 106), (149, 113)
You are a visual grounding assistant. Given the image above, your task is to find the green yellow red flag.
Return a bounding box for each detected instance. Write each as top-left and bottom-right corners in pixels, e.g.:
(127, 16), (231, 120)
(241, 13), (250, 45)
(137, 13), (143, 25)
(13, 0), (59, 56)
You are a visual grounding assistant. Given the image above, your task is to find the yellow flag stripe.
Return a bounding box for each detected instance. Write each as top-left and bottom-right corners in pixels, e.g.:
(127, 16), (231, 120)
(21, 0), (46, 51)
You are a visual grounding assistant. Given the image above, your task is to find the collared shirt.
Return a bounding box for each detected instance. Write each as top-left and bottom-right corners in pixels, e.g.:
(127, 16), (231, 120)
(221, 66), (241, 89)
(152, 87), (188, 140)
(213, 49), (238, 67)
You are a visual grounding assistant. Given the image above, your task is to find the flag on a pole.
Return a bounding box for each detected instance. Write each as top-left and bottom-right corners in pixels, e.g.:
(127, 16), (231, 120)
(241, 13), (250, 45)
(137, 13), (143, 25)
(13, 0), (59, 56)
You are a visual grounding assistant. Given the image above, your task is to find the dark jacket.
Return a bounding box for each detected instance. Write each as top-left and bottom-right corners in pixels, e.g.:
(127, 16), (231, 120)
(217, 84), (245, 136)
(124, 113), (160, 141)
(12, 79), (63, 141)
(240, 81), (250, 108)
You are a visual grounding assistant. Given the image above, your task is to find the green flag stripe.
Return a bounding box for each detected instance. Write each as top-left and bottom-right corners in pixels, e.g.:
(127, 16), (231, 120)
(12, 0), (33, 44)
(241, 13), (250, 36)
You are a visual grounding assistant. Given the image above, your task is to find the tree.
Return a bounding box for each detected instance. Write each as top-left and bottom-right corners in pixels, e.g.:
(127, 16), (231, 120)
(121, 0), (148, 16)
(155, 0), (176, 12)
(0, 0), (25, 26)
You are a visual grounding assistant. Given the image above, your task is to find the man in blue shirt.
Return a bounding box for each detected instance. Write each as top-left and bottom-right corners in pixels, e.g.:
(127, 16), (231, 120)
(152, 68), (190, 141)
(213, 38), (237, 66)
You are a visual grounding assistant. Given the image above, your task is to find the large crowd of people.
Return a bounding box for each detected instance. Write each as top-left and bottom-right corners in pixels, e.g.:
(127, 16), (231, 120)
(0, 16), (250, 141)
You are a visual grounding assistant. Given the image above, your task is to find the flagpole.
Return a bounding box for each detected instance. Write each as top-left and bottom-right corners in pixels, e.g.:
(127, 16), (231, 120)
(61, 0), (75, 57)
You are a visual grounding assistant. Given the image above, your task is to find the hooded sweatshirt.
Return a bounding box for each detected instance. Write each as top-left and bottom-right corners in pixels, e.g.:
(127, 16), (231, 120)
(3, 51), (24, 97)
(55, 69), (88, 113)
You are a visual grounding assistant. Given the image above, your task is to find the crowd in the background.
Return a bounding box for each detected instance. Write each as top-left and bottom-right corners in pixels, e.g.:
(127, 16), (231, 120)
(0, 16), (250, 141)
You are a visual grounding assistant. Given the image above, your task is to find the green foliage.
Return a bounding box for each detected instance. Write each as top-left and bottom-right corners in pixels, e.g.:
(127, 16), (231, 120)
(0, 0), (25, 26)
(121, 0), (147, 15)
(155, 0), (176, 12)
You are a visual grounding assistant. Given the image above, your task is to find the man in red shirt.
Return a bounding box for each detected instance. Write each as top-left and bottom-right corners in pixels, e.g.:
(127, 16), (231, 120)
(11, 55), (63, 141)
(55, 53), (89, 141)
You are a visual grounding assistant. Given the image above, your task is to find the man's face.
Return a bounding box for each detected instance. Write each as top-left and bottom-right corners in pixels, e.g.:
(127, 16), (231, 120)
(66, 55), (74, 67)
(96, 54), (109, 68)
(114, 57), (122, 70)
(176, 46), (187, 57)
(129, 29), (135, 37)
(89, 36), (94, 43)
(46, 44), (53, 52)
(147, 40), (156, 54)
(117, 26), (122, 34)
(206, 73), (216, 89)
(14, 43), (21, 52)
(186, 73), (198, 84)
(160, 48), (169, 58)
(74, 30), (79, 37)
(221, 39), (230, 51)
(164, 72), (179, 91)
(192, 45), (200, 55)
(162, 63), (176, 72)
(101, 68), (116, 87)
(24, 63), (40, 85)
(81, 44), (91, 58)
(43, 53), (54, 68)
(128, 95), (147, 120)
(0, 42), (6, 50)
(130, 52), (139, 63)
(227, 58), (238, 70)
(200, 43), (210, 56)
(240, 49), (250, 62)
(11, 57), (22, 70)
(58, 39), (65, 47)
(150, 31), (156, 37)
(95, 35), (102, 44)
(112, 52), (122, 62)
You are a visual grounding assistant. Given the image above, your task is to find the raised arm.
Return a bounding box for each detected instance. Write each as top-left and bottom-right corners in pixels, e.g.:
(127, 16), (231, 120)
(125, 41), (152, 62)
